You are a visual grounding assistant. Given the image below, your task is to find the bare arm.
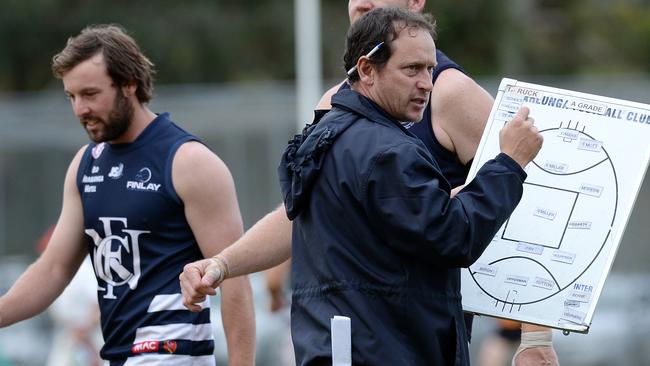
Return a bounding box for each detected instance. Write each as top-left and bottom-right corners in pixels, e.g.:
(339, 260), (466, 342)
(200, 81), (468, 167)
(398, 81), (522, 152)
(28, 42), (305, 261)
(173, 141), (255, 366)
(180, 205), (292, 310)
(0, 147), (88, 327)
(222, 206), (292, 277)
(430, 68), (494, 165)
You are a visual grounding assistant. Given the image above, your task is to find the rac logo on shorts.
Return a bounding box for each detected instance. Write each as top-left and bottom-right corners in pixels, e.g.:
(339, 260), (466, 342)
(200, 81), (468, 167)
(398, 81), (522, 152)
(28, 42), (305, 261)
(132, 341), (159, 354)
(131, 340), (178, 354)
(126, 167), (161, 192)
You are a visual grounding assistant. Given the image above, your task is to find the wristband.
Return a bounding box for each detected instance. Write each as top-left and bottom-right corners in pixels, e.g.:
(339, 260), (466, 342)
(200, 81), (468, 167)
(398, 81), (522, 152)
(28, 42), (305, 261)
(512, 331), (555, 366)
(209, 254), (230, 284)
(518, 330), (553, 348)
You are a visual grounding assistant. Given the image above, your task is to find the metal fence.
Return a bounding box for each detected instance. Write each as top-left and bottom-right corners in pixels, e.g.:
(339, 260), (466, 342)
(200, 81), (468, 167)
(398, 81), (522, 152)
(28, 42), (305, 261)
(1, 76), (648, 267)
(0, 75), (649, 365)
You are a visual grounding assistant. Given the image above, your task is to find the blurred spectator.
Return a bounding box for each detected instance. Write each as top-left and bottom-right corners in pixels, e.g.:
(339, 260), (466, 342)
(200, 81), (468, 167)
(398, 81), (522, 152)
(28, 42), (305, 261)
(265, 259), (291, 313)
(264, 260), (295, 365)
(477, 319), (521, 366)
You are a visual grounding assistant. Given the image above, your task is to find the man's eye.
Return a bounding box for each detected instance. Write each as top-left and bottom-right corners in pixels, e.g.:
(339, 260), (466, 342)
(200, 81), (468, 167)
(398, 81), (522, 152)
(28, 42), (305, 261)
(405, 65), (418, 74)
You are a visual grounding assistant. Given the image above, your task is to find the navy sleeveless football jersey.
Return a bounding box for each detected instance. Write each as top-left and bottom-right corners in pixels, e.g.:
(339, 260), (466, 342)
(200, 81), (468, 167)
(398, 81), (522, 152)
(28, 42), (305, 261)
(77, 113), (215, 365)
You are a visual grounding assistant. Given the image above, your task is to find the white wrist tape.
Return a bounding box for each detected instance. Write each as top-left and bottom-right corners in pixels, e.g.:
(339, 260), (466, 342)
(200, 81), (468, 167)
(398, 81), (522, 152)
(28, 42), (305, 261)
(209, 255), (230, 284)
(512, 331), (554, 366)
(519, 331), (553, 348)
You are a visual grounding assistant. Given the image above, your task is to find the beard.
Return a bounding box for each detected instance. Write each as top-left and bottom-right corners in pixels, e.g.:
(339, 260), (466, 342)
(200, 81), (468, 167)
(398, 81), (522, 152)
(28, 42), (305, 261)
(82, 90), (134, 143)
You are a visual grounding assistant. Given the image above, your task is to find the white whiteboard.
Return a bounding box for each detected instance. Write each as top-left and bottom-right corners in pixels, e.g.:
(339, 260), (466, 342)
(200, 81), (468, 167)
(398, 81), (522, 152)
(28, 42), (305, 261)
(461, 78), (650, 333)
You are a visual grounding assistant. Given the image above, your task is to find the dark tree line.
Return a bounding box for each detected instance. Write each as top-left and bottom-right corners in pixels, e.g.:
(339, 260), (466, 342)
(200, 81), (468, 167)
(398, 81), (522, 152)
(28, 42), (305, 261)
(0, 0), (648, 92)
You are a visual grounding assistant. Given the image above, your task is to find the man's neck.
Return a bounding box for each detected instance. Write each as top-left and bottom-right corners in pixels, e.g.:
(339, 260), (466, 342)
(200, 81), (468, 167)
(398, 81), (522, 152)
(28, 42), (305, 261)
(110, 105), (157, 144)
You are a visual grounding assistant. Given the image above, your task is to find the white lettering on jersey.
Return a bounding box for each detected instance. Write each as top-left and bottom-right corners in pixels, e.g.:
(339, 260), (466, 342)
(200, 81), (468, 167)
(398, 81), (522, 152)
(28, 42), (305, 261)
(82, 175), (104, 183)
(85, 217), (149, 299)
(126, 167), (161, 192)
(126, 181), (161, 191)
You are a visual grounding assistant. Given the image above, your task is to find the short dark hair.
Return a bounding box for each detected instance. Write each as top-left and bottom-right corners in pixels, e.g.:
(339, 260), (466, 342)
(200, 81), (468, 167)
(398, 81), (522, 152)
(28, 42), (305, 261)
(52, 24), (155, 104)
(344, 7), (436, 83)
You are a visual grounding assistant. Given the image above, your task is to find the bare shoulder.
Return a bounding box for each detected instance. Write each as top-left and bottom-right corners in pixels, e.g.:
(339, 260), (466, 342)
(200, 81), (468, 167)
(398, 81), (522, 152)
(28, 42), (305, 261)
(173, 141), (228, 171)
(71, 144), (89, 165)
(172, 141), (233, 198)
(57, 144), (89, 211)
(430, 68), (494, 164)
(65, 145), (90, 186)
(316, 81), (346, 110)
(171, 142), (243, 257)
(431, 68), (490, 102)
(74, 144), (90, 158)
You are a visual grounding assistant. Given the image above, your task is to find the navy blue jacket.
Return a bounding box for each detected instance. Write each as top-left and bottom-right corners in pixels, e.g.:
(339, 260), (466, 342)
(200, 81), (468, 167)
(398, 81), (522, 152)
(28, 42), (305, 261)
(279, 89), (527, 366)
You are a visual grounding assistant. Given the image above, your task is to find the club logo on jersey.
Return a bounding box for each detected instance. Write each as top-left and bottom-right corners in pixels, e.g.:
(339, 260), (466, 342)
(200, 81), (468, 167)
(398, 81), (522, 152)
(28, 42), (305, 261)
(85, 217), (149, 299)
(91, 143), (106, 159)
(135, 167), (151, 182)
(163, 341), (177, 354)
(108, 163), (124, 179)
(126, 167), (161, 192)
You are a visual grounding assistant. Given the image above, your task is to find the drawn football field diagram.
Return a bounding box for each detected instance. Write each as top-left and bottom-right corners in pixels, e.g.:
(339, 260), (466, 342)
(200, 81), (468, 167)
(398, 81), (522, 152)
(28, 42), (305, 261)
(469, 121), (617, 307)
(461, 79), (650, 333)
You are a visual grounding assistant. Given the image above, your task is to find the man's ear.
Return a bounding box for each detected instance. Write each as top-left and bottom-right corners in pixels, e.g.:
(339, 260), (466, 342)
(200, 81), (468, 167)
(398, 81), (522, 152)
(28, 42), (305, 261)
(409, 0), (426, 13)
(357, 57), (374, 86)
(121, 82), (137, 97)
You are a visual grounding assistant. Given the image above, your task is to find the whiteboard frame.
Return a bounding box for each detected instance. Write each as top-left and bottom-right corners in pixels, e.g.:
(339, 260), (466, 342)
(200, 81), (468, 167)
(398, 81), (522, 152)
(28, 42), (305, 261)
(461, 78), (650, 333)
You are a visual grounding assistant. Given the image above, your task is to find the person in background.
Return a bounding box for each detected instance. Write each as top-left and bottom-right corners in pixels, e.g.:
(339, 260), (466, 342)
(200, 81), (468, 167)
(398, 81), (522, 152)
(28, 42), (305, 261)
(265, 260), (291, 313)
(477, 319), (521, 366)
(264, 260), (295, 365)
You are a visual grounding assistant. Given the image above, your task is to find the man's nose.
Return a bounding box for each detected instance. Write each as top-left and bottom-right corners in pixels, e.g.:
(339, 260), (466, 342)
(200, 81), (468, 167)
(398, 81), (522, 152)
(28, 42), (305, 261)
(72, 98), (90, 118)
(417, 72), (433, 91)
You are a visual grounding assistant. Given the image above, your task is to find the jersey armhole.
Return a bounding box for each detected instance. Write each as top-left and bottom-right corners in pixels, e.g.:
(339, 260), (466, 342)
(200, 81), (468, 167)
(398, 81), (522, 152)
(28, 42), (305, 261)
(75, 145), (92, 195)
(164, 136), (201, 206)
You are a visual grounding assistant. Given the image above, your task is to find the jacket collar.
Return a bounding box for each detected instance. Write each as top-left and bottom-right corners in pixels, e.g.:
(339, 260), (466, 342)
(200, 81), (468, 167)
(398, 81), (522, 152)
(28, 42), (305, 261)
(331, 88), (412, 135)
(279, 88), (413, 220)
